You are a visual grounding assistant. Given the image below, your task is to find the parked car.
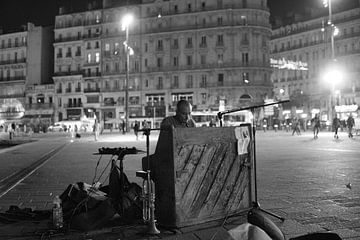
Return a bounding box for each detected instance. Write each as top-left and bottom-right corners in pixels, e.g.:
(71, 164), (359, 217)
(48, 123), (64, 132)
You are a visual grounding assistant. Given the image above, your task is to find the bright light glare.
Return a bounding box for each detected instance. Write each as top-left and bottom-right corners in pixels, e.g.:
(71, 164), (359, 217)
(323, 68), (343, 86)
(322, 0), (328, 7)
(121, 14), (134, 31)
(279, 88), (285, 94)
(333, 26), (339, 36)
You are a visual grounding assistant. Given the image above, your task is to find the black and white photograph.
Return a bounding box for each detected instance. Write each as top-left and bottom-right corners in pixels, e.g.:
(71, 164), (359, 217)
(0, 0), (359, 239)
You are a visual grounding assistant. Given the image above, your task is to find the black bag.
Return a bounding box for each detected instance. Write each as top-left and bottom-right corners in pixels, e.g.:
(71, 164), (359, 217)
(109, 160), (142, 222)
(59, 182), (109, 221)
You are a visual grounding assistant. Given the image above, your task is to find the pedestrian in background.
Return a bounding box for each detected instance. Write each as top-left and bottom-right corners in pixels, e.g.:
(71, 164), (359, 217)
(347, 114), (355, 138)
(292, 118), (301, 136)
(94, 119), (100, 141)
(133, 120), (140, 140)
(312, 114), (320, 139)
(333, 115), (340, 139)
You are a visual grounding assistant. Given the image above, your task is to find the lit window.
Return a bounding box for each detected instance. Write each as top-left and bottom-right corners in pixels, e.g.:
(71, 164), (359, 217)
(95, 52), (100, 62)
(87, 53), (91, 63)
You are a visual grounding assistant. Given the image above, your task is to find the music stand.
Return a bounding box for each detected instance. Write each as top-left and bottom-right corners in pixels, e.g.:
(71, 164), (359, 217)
(217, 100), (288, 221)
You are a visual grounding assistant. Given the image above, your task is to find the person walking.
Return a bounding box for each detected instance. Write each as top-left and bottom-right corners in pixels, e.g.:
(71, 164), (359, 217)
(333, 115), (340, 139)
(94, 119), (100, 141)
(292, 118), (301, 136)
(312, 114), (320, 139)
(347, 114), (355, 138)
(133, 120), (140, 140)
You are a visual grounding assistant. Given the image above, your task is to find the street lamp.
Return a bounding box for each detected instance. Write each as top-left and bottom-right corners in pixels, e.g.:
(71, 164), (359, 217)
(323, 66), (343, 120)
(323, 0), (341, 121)
(121, 13), (134, 132)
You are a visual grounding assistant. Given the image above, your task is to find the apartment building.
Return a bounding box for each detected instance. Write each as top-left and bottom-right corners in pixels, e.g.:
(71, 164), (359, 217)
(0, 23), (53, 128)
(271, 4), (360, 122)
(53, 0), (273, 127)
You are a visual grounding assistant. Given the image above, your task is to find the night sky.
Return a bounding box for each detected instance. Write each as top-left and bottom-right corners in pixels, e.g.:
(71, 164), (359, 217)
(0, 0), (355, 32)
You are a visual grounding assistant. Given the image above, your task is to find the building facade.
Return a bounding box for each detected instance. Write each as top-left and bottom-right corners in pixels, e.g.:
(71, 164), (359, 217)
(271, 3), (360, 123)
(0, 23), (54, 130)
(53, 0), (272, 128)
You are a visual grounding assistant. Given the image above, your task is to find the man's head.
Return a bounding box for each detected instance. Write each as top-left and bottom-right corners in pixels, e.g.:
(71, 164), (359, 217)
(175, 100), (192, 123)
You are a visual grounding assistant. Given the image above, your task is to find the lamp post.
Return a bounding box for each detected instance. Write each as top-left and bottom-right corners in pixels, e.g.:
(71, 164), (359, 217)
(121, 13), (134, 132)
(323, 0), (340, 121)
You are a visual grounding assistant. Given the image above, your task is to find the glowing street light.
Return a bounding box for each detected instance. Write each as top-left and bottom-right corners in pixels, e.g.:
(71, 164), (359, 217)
(323, 66), (343, 120)
(121, 13), (134, 132)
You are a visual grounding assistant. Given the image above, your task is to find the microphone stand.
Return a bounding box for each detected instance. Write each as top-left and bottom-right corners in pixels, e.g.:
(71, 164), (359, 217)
(136, 128), (161, 235)
(218, 100), (288, 221)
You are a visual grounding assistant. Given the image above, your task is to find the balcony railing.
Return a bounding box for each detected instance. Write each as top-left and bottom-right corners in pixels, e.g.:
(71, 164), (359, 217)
(25, 103), (54, 110)
(0, 76), (26, 82)
(83, 72), (101, 78)
(53, 71), (84, 77)
(84, 88), (100, 93)
(0, 59), (26, 65)
(64, 103), (83, 108)
(0, 42), (27, 49)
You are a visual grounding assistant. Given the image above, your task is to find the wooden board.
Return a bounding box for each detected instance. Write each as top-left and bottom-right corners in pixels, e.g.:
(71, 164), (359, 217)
(151, 125), (254, 228)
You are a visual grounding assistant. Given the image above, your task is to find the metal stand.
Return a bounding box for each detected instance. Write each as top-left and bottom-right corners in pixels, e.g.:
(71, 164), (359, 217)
(218, 100), (288, 222)
(136, 128), (161, 235)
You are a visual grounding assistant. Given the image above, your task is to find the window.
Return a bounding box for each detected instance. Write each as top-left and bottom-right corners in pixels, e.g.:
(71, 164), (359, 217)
(201, 93), (207, 104)
(114, 42), (119, 55)
(188, 3), (192, 12)
(186, 55), (193, 66)
(157, 40), (163, 51)
(217, 54), (223, 63)
(173, 76), (179, 88)
(87, 53), (91, 63)
(95, 52), (100, 62)
(217, 17), (223, 25)
(173, 39), (179, 49)
(186, 75), (193, 88)
(115, 62), (119, 71)
(158, 77), (163, 89)
(217, 34), (224, 46)
(174, 5), (178, 13)
(66, 47), (72, 57)
(145, 43), (148, 52)
(173, 56), (179, 66)
(200, 36), (207, 47)
(201, 55), (206, 64)
(218, 73), (224, 86)
(95, 41), (100, 48)
(242, 33), (249, 45)
(157, 57), (163, 67)
(202, 2), (206, 9)
(242, 52), (249, 65)
(144, 58), (148, 67)
(200, 75), (207, 87)
(243, 72), (249, 84)
(87, 42), (91, 49)
(145, 79), (149, 88)
(187, 37), (193, 48)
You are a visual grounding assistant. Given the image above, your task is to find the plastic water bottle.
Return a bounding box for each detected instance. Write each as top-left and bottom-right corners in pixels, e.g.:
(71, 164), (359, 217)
(52, 195), (63, 229)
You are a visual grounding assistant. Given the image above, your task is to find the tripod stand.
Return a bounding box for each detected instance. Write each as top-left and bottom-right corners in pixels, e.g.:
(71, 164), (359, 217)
(218, 100), (288, 221)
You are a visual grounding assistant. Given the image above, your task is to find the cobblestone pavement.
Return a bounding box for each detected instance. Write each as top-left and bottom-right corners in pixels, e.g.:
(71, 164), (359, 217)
(0, 130), (359, 239)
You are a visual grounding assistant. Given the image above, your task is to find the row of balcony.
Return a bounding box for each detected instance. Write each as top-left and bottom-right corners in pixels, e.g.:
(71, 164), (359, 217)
(0, 59), (27, 65)
(55, 3), (268, 30)
(24, 103), (54, 110)
(272, 30), (360, 54)
(272, 12), (360, 39)
(54, 33), (101, 43)
(0, 42), (27, 49)
(0, 76), (26, 82)
(55, 20), (269, 44)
